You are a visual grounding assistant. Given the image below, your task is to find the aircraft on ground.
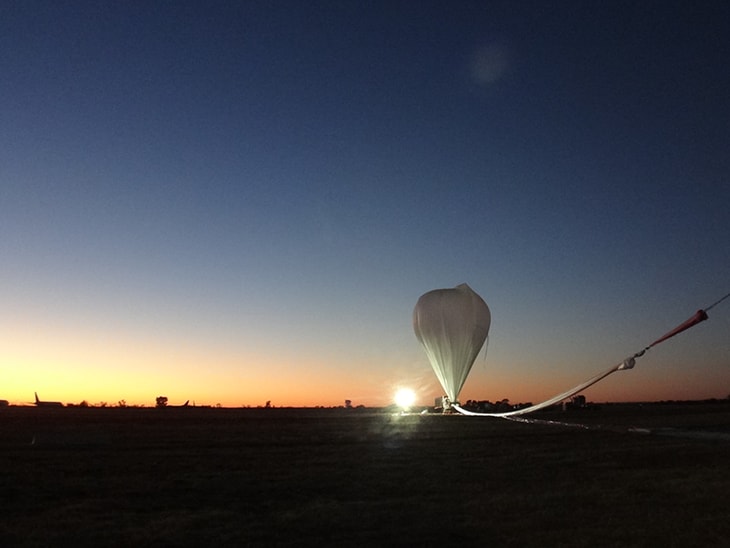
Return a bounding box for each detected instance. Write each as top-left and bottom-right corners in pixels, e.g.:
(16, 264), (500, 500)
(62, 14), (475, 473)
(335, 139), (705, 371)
(34, 392), (64, 407)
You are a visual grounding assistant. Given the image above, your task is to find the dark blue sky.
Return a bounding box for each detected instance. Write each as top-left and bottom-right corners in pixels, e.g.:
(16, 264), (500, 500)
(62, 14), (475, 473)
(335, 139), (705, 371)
(2, 1), (728, 406)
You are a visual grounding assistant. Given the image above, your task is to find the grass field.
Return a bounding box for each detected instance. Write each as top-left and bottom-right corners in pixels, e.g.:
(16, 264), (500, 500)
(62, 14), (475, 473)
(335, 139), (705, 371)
(2, 404), (729, 546)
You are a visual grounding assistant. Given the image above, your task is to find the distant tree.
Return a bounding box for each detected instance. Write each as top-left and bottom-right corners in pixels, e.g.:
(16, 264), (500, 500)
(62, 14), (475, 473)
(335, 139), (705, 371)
(156, 396), (168, 408)
(78, 400), (89, 408)
(345, 399), (352, 409)
(265, 400), (271, 408)
(117, 399), (127, 408)
(496, 399), (511, 411)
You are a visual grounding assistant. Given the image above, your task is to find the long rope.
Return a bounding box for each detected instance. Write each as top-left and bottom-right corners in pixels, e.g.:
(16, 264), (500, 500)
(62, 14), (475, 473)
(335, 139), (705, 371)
(453, 292), (729, 418)
(705, 291), (730, 312)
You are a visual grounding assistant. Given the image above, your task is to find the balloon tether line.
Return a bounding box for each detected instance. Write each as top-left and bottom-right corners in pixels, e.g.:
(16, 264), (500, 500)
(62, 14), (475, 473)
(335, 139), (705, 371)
(453, 291), (729, 418)
(705, 291), (730, 312)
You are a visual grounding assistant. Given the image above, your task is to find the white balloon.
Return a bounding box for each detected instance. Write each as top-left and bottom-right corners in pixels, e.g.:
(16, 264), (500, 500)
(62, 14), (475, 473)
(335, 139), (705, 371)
(413, 284), (491, 403)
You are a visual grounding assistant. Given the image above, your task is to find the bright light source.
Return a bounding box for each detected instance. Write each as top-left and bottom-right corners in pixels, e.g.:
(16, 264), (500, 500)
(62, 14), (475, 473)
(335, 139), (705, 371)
(394, 388), (416, 409)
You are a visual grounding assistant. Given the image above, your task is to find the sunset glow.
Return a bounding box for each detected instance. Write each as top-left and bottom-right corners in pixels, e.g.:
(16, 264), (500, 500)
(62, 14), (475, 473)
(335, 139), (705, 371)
(2, 3), (728, 408)
(394, 388), (417, 409)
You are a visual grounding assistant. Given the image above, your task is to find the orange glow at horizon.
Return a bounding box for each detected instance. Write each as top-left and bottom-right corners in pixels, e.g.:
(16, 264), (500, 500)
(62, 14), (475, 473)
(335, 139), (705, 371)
(2, 317), (434, 407)
(3, 313), (727, 408)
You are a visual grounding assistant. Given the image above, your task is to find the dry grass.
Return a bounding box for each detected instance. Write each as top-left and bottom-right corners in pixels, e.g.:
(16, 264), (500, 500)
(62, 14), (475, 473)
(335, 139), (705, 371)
(1, 404), (729, 546)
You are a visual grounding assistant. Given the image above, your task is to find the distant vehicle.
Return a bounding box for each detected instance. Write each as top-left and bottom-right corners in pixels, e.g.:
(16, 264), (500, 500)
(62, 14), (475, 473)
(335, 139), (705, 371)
(34, 392), (63, 407)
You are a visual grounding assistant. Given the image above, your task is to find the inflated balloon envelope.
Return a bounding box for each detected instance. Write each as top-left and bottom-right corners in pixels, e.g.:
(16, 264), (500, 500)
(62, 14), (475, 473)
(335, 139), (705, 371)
(413, 283), (491, 406)
(414, 284), (728, 417)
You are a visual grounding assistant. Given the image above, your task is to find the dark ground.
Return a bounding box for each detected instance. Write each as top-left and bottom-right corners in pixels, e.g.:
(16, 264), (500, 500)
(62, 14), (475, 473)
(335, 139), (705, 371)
(1, 403), (729, 547)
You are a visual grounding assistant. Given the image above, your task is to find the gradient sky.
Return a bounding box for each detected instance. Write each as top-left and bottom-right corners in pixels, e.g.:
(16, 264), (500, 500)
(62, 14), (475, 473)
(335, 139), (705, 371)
(2, 1), (729, 407)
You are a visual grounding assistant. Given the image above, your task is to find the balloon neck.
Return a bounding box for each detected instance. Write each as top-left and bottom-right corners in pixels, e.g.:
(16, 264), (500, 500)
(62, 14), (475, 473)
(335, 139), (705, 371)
(441, 396), (459, 414)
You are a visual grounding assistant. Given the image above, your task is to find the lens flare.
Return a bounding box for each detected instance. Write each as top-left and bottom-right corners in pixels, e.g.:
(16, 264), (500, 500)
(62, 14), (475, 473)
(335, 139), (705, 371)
(394, 388), (416, 409)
